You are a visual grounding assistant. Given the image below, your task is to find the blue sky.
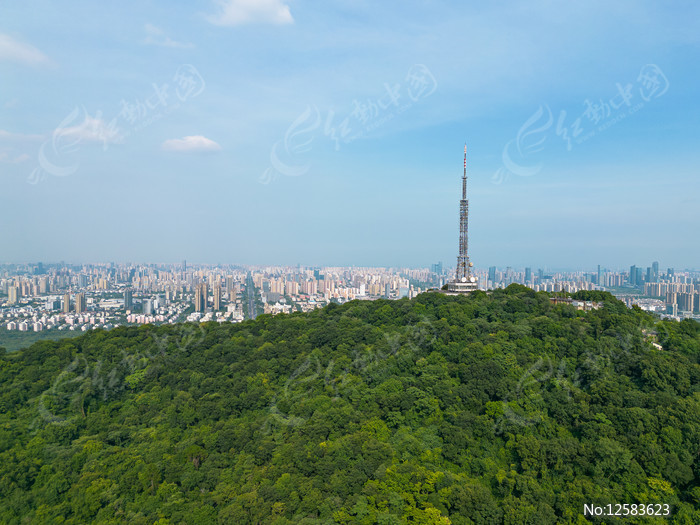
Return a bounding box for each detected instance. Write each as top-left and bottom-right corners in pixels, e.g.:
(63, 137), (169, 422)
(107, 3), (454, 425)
(1, 0), (698, 270)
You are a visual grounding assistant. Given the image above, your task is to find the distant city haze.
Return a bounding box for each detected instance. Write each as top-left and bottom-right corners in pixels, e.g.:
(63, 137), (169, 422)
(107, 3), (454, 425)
(1, 2), (698, 268)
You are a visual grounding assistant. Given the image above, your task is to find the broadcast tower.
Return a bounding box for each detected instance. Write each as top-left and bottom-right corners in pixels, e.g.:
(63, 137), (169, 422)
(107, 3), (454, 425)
(446, 144), (478, 293)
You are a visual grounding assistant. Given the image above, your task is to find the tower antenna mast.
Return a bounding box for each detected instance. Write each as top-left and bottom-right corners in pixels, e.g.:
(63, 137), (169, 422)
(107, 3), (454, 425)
(447, 143), (478, 293)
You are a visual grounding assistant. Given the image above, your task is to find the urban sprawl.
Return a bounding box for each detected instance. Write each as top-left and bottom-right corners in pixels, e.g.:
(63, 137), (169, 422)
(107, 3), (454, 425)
(1, 261), (699, 336)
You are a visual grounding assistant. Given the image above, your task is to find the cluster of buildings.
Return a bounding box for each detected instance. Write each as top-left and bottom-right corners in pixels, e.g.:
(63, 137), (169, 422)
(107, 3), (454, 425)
(0, 262), (433, 335)
(0, 262), (247, 334)
(251, 266), (428, 314)
(3, 260), (697, 334)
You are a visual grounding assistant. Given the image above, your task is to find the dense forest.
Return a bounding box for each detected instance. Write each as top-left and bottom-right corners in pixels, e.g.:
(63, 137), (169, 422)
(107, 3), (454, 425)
(1, 286), (699, 524)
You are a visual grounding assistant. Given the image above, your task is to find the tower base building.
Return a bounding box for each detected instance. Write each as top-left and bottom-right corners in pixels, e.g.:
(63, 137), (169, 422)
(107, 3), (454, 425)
(445, 278), (478, 294)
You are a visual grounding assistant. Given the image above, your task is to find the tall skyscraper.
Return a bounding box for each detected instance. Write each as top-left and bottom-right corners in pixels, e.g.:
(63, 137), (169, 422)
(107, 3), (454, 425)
(525, 267), (532, 283)
(652, 261), (659, 282)
(142, 298), (153, 315)
(213, 285), (222, 310)
(75, 293), (86, 313)
(7, 286), (19, 305)
(447, 145), (478, 293)
(124, 288), (133, 310)
(63, 293), (71, 313)
(226, 276), (236, 296)
(597, 264), (602, 286)
(629, 265), (637, 286)
(488, 266), (496, 283)
(194, 283), (207, 312)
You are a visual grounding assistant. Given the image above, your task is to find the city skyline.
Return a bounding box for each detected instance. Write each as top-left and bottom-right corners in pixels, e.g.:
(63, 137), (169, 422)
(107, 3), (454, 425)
(3, 259), (699, 348)
(2, 2), (699, 267)
(2, 260), (700, 274)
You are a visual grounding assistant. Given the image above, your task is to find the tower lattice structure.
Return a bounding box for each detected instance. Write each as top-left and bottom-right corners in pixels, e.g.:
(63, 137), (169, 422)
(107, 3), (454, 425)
(446, 144), (477, 293)
(456, 144), (471, 282)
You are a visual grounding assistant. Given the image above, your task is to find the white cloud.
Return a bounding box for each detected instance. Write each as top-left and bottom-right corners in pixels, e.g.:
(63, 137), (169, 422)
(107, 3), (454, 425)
(145, 23), (164, 36)
(206, 0), (293, 26)
(0, 152), (30, 163)
(162, 135), (221, 153)
(13, 153), (30, 163)
(0, 33), (49, 65)
(0, 129), (39, 166)
(143, 24), (194, 49)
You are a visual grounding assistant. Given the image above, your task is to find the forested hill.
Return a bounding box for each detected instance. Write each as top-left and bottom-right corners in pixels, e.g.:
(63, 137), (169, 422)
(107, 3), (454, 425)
(1, 286), (700, 524)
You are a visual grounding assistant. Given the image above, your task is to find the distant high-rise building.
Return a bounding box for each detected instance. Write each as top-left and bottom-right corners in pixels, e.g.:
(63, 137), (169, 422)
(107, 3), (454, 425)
(182, 260), (187, 272)
(124, 288), (133, 310)
(142, 298), (153, 315)
(652, 261), (659, 282)
(525, 267), (532, 283)
(488, 266), (497, 283)
(629, 265), (637, 286)
(597, 265), (602, 286)
(194, 288), (203, 312)
(194, 283), (207, 312)
(678, 292), (695, 313)
(285, 281), (299, 296)
(431, 262), (443, 275)
(63, 293), (71, 313)
(213, 285), (222, 310)
(75, 293), (86, 313)
(8, 285), (19, 305)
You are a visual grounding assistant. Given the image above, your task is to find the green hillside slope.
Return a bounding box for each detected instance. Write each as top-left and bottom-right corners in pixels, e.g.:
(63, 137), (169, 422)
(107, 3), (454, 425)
(1, 285), (699, 524)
